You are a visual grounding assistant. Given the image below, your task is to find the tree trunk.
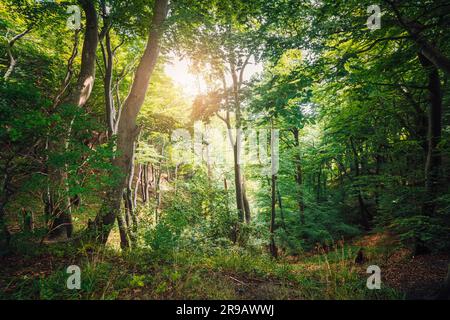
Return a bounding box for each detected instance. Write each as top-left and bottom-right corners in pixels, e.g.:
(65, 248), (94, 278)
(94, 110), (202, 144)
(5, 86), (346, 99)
(419, 52), (443, 217)
(91, 0), (169, 244)
(140, 165), (146, 203)
(233, 137), (245, 223)
(0, 203), (10, 255)
(389, 2), (450, 76)
(416, 39), (450, 76)
(116, 210), (130, 250)
(242, 176), (251, 223)
(47, 0), (99, 240)
(3, 28), (32, 81)
(144, 164), (150, 203)
(231, 129), (251, 224)
(316, 166), (321, 202)
(292, 128), (305, 225)
(155, 163), (162, 223)
(134, 164), (142, 207)
(219, 72), (250, 225)
(0, 168), (13, 254)
(269, 129), (278, 258)
(123, 147), (137, 245)
(100, 9), (116, 138)
(349, 137), (371, 230)
(230, 54), (251, 223)
(276, 185), (286, 231)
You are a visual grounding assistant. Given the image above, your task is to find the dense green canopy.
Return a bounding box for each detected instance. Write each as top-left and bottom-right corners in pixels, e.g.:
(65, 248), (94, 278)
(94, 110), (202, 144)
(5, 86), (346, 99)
(1, 0), (449, 300)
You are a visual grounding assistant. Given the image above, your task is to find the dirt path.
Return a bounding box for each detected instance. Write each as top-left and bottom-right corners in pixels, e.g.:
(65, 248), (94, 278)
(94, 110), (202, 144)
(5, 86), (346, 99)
(355, 233), (449, 299)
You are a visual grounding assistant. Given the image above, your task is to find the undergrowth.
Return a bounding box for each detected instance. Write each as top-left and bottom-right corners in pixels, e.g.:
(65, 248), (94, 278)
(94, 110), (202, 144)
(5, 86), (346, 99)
(1, 239), (402, 300)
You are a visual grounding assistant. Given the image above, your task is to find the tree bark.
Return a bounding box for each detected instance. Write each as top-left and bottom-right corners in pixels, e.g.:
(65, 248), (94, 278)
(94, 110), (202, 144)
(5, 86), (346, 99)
(230, 55), (251, 223)
(388, 1), (450, 76)
(116, 210), (130, 250)
(144, 164), (150, 203)
(140, 165), (146, 203)
(292, 128), (305, 225)
(219, 70), (250, 224)
(0, 165), (13, 253)
(242, 178), (251, 224)
(91, 0), (169, 244)
(349, 137), (371, 230)
(413, 35), (450, 76)
(134, 164), (142, 207)
(122, 145), (137, 246)
(47, 0), (99, 240)
(276, 185), (286, 231)
(155, 162), (163, 223)
(3, 28), (32, 81)
(233, 137), (245, 222)
(419, 52), (443, 217)
(100, 18), (116, 138)
(269, 128), (278, 258)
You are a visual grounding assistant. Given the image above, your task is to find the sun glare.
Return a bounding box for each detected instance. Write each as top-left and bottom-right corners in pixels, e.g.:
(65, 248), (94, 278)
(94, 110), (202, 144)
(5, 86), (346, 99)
(165, 55), (263, 98)
(164, 57), (206, 97)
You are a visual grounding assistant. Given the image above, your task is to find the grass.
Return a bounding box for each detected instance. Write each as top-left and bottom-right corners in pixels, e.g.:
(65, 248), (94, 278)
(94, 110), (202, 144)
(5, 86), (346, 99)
(0, 238), (404, 300)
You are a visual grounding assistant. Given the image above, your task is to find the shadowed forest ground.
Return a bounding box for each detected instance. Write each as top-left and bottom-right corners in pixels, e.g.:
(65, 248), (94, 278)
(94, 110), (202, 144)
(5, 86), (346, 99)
(1, 231), (447, 300)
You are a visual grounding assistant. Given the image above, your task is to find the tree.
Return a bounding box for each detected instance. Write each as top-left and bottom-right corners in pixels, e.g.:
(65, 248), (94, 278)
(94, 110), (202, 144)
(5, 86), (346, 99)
(174, 0), (265, 224)
(47, 0), (99, 240)
(91, 0), (169, 244)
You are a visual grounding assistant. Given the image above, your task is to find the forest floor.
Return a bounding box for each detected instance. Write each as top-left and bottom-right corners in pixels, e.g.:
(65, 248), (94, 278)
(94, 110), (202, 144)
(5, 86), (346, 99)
(353, 233), (449, 299)
(0, 232), (448, 300)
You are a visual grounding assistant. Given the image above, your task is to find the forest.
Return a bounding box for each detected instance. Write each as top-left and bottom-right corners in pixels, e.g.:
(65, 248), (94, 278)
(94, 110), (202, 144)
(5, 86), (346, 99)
(0, 0), (449, 301)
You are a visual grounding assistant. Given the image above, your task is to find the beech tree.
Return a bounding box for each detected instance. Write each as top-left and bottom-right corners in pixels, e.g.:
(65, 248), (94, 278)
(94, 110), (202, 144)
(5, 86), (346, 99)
(46, 0), (99, 240)
(91, 0), (169, 244)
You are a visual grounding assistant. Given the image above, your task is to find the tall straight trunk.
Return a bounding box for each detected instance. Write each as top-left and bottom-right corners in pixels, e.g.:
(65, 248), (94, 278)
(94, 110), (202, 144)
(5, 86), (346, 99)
(269, 128), (278, 259)
(0, 203), (10, 253)
(100, 11), (115, 138)
(374, 152), (383, 214)
(144, 164), (150, 203)
(116, 210), (130, 249)
(316, 166), (321, 202)
(47, 0), (98, 240)
(0, 166), (13, 252)
(155, 164), (162, 223)
(223, 177), (236, 243)
(100, 1), (132, 249)
(140, 165), (146, 203)
(270, 172), (277, 258)
(91, 0), (169, 244)
(233, 137), (245, 222)
(292, 128), (305, 224)
(230, 55), (251, 223)
(242, 178), (251, 223)
(349, 137), (371, 230)
(134, 164), (142, 207)
(219, 71), (250, 225)
(419, 52), (443, 216)
(230, 117), (250, 224)
(123, 191), (131, 228)
(155, 139), (165, 222)
(276, 185), (286, 231)
(120, 141), (137, 247)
